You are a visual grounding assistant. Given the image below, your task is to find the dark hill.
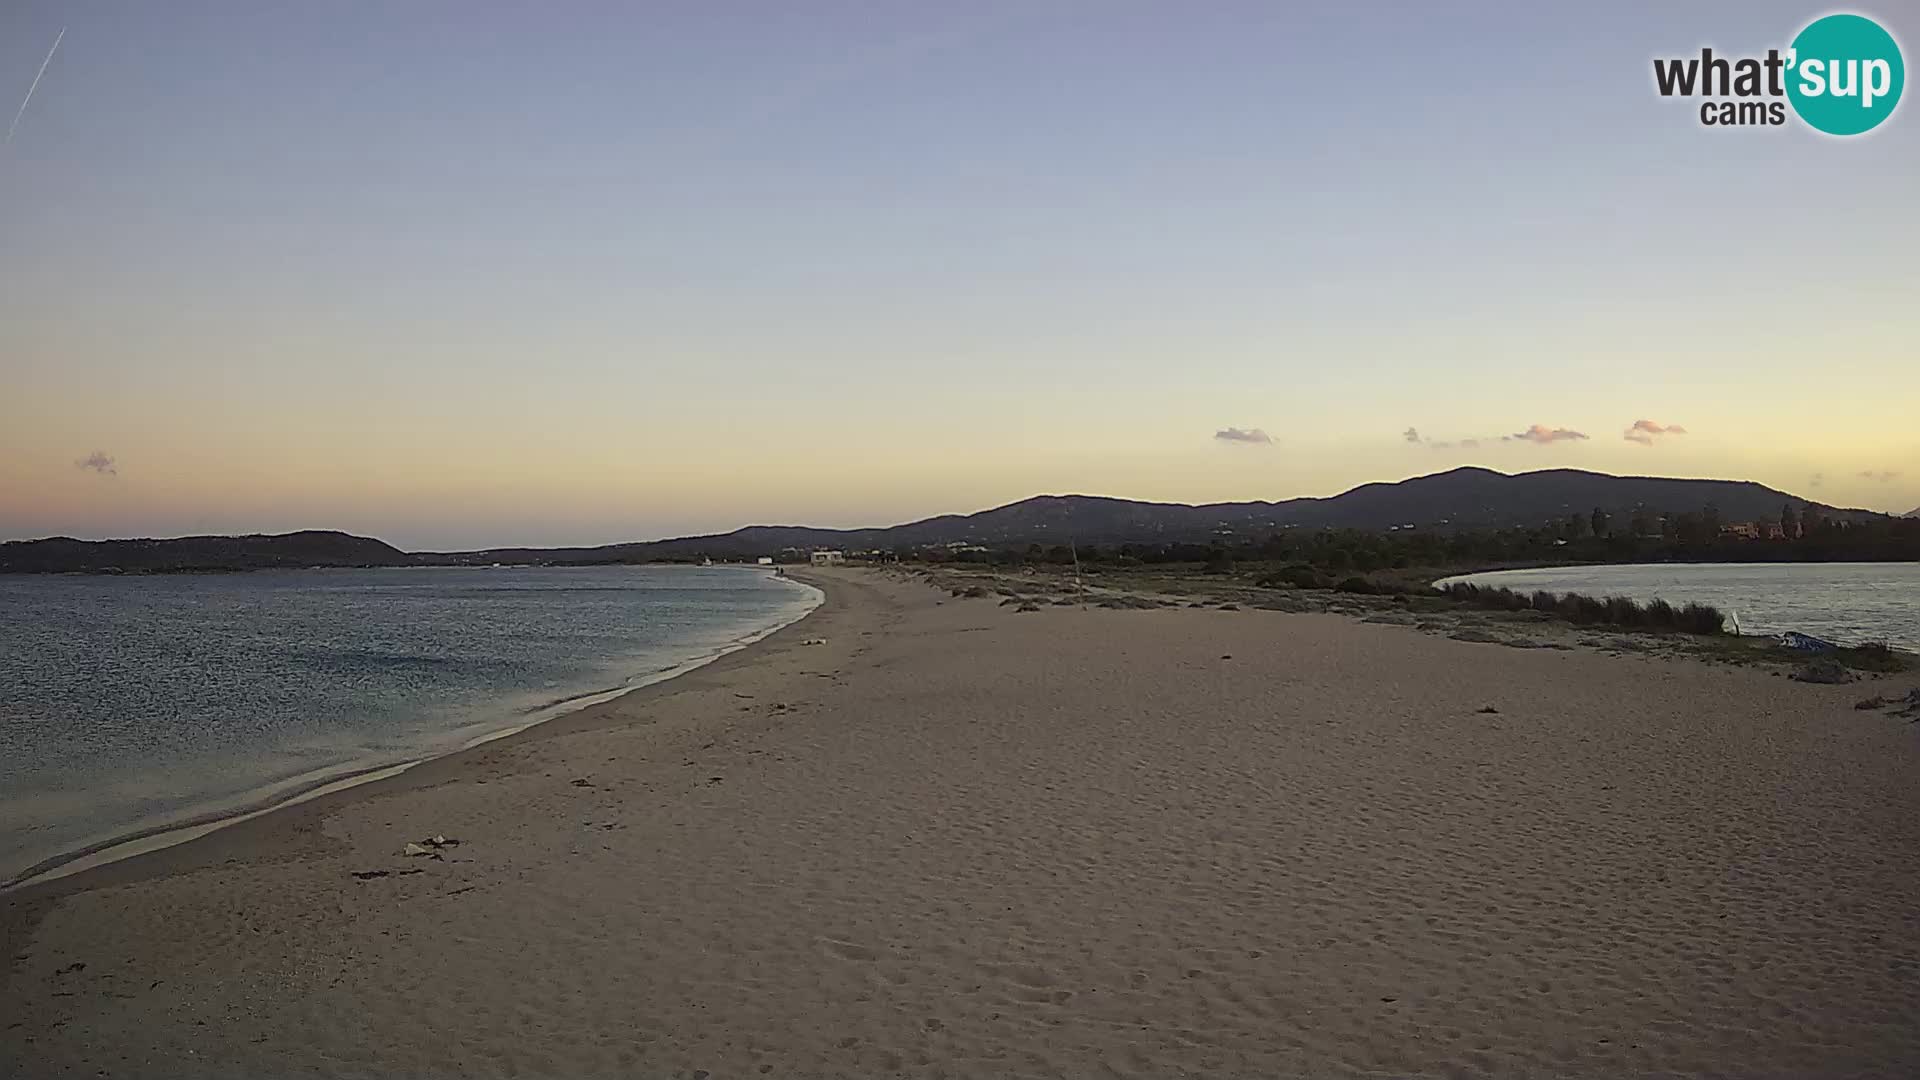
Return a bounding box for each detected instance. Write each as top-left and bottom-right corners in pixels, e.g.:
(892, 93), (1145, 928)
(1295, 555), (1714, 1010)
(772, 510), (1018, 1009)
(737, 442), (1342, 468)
(6, 469), (1879, 571)
(430, 467), (1867, 563)
(0, 531), (410, 574)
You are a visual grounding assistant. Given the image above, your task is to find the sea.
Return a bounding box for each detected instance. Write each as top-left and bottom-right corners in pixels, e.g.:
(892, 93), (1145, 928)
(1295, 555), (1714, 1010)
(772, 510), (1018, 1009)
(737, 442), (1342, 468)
(0, 565), (820, 887)
(1436, 562), (1918, 650)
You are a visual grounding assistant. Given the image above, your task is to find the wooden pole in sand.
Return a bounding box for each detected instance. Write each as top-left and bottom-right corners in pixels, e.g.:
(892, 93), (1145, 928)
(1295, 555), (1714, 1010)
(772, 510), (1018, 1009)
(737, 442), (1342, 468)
(1070, 539), (1085, 607)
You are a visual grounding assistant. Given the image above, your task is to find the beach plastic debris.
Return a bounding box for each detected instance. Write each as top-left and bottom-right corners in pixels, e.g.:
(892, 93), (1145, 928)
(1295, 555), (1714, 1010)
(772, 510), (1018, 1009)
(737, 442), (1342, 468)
(352, 869), (391, 880)
(1781, 631), (1839, 652)
(801, 637), (828, 646)
(1477, 705), (1499, 714)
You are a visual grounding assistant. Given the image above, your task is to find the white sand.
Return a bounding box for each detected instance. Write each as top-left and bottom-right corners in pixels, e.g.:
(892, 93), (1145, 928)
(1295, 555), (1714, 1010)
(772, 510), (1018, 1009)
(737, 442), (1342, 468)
(5, 567), (1918, 1078)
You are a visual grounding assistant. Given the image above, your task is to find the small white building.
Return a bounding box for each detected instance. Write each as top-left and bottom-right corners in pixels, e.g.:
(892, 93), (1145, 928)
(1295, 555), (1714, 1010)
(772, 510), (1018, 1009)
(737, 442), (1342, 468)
(809, 550), (846, 566)
(756, 556), (774, 566)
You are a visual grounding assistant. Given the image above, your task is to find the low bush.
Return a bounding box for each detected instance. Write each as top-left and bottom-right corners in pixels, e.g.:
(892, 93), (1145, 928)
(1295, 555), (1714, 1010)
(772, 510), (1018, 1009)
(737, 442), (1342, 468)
(1830, 641), (1907, 673)
(1604, 595), (1643, 626)
(1677, 602), (1726, 634)
(1259, 564), (1325, 590)
(1438, 582), (1724, 636)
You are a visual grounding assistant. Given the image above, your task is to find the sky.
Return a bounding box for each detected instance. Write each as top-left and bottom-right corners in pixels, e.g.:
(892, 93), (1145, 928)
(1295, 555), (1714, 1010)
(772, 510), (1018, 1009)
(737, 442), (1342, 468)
(2, 1), (1915, 549)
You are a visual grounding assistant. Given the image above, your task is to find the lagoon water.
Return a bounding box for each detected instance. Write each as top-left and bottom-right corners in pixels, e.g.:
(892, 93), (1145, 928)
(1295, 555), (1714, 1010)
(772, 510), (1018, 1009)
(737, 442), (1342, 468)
(1438, 562), (1918, 650)
(0, 565), (819, 885)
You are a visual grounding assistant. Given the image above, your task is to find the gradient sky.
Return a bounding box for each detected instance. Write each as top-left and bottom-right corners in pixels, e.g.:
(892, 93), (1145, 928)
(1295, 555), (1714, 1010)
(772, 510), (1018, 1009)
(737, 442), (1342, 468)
(3, 1), (1915, 549)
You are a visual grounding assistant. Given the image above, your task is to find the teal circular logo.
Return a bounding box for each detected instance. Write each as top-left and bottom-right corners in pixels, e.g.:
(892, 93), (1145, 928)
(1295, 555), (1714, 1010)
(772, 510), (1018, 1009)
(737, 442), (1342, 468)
(1786, 13), (1905, 135)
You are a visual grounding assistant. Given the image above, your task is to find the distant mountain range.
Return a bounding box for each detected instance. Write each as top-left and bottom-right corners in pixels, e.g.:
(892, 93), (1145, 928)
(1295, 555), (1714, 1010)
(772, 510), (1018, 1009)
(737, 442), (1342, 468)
(2, 467), (1886, 574)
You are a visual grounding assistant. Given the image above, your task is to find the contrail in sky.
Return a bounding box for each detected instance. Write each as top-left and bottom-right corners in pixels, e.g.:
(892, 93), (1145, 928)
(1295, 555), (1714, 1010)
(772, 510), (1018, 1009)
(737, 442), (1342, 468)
(6, 26), (66, 146)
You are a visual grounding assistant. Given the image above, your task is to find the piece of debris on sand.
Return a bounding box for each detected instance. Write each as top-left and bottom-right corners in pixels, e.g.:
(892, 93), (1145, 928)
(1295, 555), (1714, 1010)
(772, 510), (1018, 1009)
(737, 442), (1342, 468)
(402, 835), (462, 859)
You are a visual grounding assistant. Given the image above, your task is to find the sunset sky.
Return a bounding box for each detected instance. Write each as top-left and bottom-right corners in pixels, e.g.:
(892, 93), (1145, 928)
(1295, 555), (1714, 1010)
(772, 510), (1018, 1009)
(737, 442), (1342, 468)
(3, 1), (1915, 549)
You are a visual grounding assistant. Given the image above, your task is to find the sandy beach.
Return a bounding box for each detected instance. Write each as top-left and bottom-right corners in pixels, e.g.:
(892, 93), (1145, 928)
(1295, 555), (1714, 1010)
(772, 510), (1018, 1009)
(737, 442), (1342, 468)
(4, 566), (1918, 1078)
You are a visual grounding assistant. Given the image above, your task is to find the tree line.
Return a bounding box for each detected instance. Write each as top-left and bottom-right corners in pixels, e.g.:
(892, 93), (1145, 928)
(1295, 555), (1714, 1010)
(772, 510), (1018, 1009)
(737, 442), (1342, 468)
(909, 503), (1920, 572)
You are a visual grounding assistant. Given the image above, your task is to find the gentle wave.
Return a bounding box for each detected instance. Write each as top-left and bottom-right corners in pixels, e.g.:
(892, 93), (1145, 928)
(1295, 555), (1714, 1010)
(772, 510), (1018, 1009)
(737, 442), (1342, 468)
(0, 565), (822, 886)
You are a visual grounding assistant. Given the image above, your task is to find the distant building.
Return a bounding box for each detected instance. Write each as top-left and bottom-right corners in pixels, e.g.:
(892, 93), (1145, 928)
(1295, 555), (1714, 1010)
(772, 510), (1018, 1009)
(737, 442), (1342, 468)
(809, 550), (846, 566)
(1761, 522), (1786, 541)
(1721, 521), (1761, 540)
(756, 556), (774, 565)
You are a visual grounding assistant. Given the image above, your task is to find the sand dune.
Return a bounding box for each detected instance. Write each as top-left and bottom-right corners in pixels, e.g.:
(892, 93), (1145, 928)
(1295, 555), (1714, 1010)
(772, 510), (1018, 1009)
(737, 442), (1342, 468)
(5, 568), (1918, 1078)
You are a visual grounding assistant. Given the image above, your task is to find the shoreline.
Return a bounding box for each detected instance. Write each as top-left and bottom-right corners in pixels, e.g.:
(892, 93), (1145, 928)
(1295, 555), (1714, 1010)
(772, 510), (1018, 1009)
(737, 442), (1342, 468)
(0, 571), (827, 895)
(8, 566), (1917, 1077)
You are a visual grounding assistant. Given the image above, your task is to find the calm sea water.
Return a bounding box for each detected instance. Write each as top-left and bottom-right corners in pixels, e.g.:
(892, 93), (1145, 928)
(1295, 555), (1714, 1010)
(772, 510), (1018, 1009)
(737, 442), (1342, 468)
(1438, 562), (1918, 649)
(0, 565), (819, 885)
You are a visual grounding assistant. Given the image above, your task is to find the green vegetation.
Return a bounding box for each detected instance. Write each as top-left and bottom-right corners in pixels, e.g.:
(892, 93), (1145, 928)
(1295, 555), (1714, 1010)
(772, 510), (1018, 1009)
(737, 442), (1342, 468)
(1437, 582), (1726, 635)
(1834, 641), (1905, 673)
(918, 501), (1920, 574)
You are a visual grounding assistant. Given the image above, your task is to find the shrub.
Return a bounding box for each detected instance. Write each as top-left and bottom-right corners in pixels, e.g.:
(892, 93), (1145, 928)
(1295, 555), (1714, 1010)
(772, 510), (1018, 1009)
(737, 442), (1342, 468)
(1261, 564), (1325, 589)
(1833, 642), (1907, 673)
(1441, 582), (1723, 636)
(1604, 595), (1644, 626)
(1677, 602), (1726, 634)
(1555, 592), (1606, 624)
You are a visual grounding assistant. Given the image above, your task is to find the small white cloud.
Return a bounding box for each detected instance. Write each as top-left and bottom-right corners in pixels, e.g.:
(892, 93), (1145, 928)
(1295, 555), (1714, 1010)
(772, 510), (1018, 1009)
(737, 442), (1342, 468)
(1624, 420), (1687, 446)
(1507, 424), (1588, 445)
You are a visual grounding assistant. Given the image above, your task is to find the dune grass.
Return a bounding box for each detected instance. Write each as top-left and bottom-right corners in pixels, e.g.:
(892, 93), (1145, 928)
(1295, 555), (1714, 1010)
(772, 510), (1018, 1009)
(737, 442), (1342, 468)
(1438, 582), (1726, 635)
